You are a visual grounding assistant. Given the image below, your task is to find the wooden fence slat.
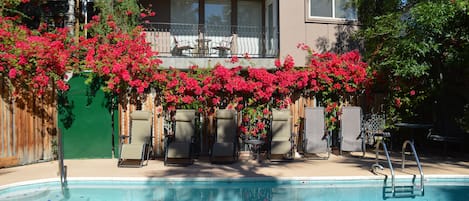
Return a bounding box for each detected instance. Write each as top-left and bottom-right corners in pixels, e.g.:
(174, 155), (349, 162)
(0, 88), (55, 167)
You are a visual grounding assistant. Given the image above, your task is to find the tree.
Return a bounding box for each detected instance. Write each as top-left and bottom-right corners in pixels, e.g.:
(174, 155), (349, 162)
(356, 0), (469, 134)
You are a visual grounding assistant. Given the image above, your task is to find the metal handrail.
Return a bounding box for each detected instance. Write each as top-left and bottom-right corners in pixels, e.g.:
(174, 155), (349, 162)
(402, 140), (425, 195)
(58, 129), (67, 195)
(372, 140), (395, 196)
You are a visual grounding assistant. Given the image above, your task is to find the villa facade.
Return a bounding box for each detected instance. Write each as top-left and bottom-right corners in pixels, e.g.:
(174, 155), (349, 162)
(141, 0), (360, 68)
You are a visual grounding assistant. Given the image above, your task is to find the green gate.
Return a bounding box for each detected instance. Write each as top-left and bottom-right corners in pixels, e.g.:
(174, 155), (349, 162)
(58, 74), (119, 159)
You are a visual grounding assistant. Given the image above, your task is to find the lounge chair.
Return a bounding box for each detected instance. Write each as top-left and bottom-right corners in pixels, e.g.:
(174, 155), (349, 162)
(210, 109), (238, 163)
(118, 110), (153, 168)
(268, 109), (294, 161)
(164, 109), (196, 166)
(339, 106), (365, 156)
(302, 107), (330, 159)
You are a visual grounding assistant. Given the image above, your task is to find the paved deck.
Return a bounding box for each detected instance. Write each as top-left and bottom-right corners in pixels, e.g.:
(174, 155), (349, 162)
(1, 152), (469, 187)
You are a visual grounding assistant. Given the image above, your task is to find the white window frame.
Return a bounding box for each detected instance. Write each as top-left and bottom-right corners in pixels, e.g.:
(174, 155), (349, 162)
(305, 0), (358, 23)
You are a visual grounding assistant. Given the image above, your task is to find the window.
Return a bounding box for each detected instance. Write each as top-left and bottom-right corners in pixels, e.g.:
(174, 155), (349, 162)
(170, 0), (199, 24)
(308, 0), (357, 20)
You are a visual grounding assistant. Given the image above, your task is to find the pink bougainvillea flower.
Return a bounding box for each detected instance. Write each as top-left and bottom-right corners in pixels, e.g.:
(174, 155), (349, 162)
(274, 59), (281, 68)
(8, 68), (17, 79)
(262, 108), (270, 115)
(56, 80), (69, 91)
(230, 55), (239, 64)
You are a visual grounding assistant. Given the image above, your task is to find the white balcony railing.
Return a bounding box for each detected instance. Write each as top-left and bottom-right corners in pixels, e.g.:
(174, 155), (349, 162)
(143, 23), (279, 58)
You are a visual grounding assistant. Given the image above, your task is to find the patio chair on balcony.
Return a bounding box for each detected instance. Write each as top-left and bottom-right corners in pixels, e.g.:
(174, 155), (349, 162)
(171, 36), (194, 56)
(339, 106), (366, 157)
(302, 107), (330, 159)
(164, 109), (196, 166)
(211, 35), (233, 57)
(118, 110), (153, 168)
(210, 109), (239, 163)
(268, 109), (295, 161)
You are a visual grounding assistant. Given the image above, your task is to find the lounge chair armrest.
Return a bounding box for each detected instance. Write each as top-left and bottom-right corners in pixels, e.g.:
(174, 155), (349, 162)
(145, 136), (154, 144)
(191, 136), (196, 144)
(289, 132), (297, 141)
(120, 135), (130, 139)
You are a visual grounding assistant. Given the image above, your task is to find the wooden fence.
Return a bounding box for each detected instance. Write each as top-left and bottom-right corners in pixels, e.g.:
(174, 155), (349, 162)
(0, 83), (57, 168)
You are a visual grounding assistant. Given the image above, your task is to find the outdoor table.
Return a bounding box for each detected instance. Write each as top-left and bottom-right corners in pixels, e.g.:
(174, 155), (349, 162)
(394, 122), (432, 152)
(244, 139), (265, 162)
(195, 38), (212, 56)
(394, 123), (432, 142)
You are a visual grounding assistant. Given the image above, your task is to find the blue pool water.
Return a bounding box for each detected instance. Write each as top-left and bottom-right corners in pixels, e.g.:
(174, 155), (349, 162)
(0, 177), (468, 201)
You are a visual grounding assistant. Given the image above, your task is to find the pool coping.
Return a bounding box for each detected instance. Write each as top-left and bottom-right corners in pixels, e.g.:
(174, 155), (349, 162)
(2, 174), (469, 191)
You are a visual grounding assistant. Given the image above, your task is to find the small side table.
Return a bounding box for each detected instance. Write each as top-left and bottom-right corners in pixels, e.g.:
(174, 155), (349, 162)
(244, 139), (265, 162)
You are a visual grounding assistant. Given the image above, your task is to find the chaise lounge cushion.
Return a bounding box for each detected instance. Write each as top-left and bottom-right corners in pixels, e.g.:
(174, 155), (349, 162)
(167, 142), (191, 158)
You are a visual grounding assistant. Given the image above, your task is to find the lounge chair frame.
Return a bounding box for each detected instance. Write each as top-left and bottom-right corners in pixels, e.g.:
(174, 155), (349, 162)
(268, 109), (295, 161)
(210, 109), (239, 163)
(339, 106), (366, 157)
(164, 109), (196, 166)
(118, 110), (153, 168)
(302, 107), (331, 160)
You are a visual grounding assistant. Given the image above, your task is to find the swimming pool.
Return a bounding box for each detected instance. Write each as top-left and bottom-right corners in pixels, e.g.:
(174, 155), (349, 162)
(0, 176), (468, 201)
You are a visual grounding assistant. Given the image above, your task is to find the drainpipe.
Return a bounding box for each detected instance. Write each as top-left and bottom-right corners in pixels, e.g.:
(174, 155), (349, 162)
(66, 0), (75, 36)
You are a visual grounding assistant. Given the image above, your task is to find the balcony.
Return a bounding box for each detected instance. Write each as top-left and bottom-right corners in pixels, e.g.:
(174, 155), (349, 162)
(143, 23), (279, 68)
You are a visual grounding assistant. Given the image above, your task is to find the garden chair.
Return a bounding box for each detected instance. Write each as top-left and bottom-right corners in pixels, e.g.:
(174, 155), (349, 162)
(363, 113), (391, 150)
(268, 109), (294, 161)
(211, 35), (233, 57)
(339, 106), (366, 157)
(210, 109), (239, 163)
(302, 107), (330, 159)
(172, 36), (194, 56)
(164, 109), (196, 166)
(118, 110), (153, 168)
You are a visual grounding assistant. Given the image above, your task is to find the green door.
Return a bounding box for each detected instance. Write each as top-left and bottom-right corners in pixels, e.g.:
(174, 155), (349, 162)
(58, 74), (119, 159)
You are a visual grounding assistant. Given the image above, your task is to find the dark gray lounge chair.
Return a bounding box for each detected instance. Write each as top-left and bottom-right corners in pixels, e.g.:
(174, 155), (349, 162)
(210, 109), (238, 163)
(269, 109), (294, 161)
(165, 109), (196, 165)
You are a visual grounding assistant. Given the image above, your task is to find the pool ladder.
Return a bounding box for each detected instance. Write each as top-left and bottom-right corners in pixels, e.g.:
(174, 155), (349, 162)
(371, 140), (424, 198)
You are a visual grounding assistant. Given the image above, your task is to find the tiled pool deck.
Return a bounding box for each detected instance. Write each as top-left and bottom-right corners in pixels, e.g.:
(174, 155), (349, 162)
(1, 151), (468, 186)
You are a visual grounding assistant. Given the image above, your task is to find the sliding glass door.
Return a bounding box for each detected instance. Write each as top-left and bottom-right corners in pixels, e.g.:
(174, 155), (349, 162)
(237, 0), (262, 56)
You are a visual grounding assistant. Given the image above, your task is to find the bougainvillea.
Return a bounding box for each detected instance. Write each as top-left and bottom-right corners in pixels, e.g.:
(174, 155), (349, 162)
(0, 16), (73, 99)
(305, 46), (370, 131)
(2, 2), (370, 138)
(79, 16), (162, 95)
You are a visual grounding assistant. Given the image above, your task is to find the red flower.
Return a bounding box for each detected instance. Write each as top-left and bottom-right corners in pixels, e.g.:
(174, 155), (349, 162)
(257, 122), (265, 130)
(333, 83), (341, 90)
(410, 90), (416, 96)
(182, 96), (194, 104)
(395, 98), (401, 108)
(239, 126), (247, 134)
(56, 80), (69, 91)
(8, 68), (17, 79)
(274, 59), (281, 68)
(230, 55), (239, 63)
